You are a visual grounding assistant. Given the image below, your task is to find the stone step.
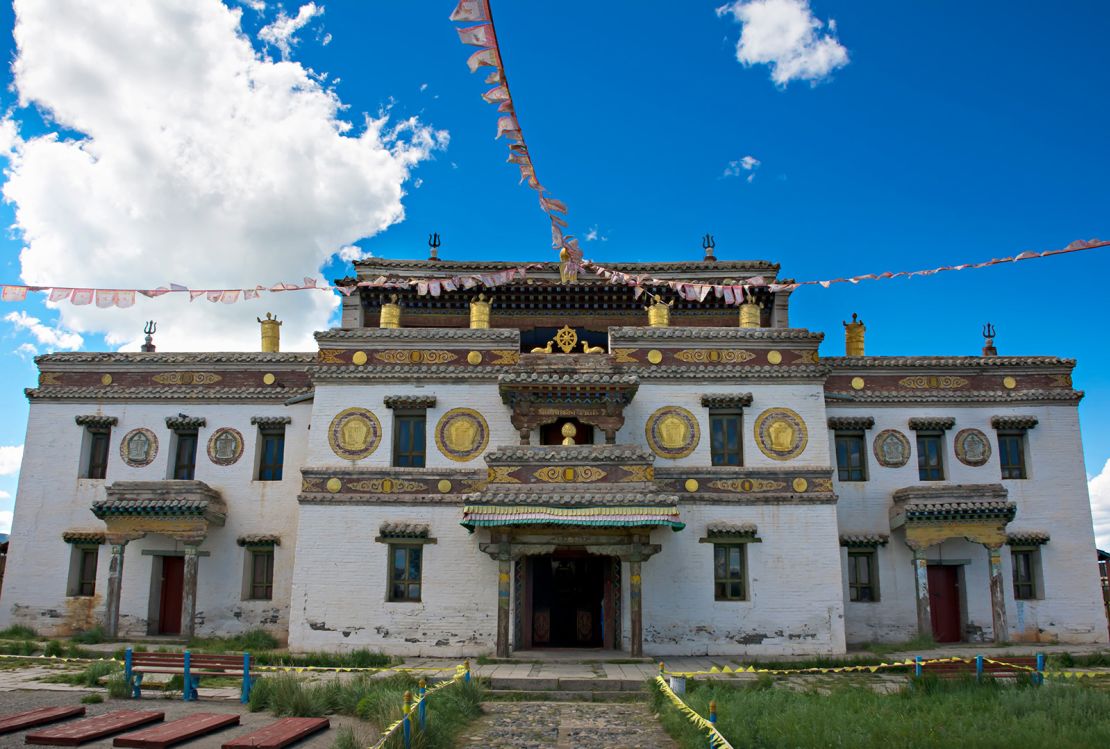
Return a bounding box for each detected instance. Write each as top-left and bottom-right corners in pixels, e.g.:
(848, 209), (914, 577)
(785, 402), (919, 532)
(485, 690), (647, 703)
(488, 677), (646, 692)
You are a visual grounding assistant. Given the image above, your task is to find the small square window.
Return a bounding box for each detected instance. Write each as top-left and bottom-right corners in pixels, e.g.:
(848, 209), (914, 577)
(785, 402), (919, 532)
(388, 545), (423, 602)
(835, 433), (867, 481)
(848, 550), (878, 602)
(249, 550), (274, 600)
(713, 544), (747, 601)
(258, 429), (285, 481)
(998, 433), (1027, 480)
(709, 412), (743, 466)
(172, 431), (198, 480)
(392, 414), (426, 468)
(1012, 549), (1039, 600)
(916, 433), (944, 481)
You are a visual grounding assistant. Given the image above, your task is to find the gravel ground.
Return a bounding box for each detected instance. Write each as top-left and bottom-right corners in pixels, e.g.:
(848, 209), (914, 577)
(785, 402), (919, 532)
(0, 690), (371, 748)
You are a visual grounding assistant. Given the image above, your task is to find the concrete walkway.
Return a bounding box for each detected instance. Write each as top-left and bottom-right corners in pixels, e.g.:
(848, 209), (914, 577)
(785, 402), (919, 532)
(458, 702), (678, 749)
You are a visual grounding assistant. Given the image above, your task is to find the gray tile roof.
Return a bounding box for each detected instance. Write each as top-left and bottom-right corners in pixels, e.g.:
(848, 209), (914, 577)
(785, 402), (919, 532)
(383, 395), (438, 410)
(608, 327), (820, 341)
(74, 415), (119, 428)
(28, 386), (314, 402)
(839, 533), (889, 547)
(378, 522), (431, 539)
(706, 522), (758, 537)
(316, 327), (518, 341)
(824, 390), (1082, 404)
(484, 445), (654, 465)
(36, 352), (315, 364)
(62, 530), (106, 544)
(237, 534), (281, 546)
(1006, 531), (1050, 546)
(700, 393), (754, 409)
(250, 416), (293, 427)
(908, 417), (956, 431)
(822, 356), (1075, 368)
(827, 416), (875, 430)
(990, 416), (1039, 431)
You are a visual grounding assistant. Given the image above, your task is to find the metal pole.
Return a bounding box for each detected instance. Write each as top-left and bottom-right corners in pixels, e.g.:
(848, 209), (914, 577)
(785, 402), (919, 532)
(915, 656), (922, 678)
(708, 699), (718, 749)
(1035, 653), (1045, 686)
(402, 690), (412, 749)
(975, 655), (983, 682)
(418, 678), (427, 731)
(124, 648), (133, 697)
(241, 652), (251, 704)
(183, 651), (192, 702)
(464, 659), (471, 684)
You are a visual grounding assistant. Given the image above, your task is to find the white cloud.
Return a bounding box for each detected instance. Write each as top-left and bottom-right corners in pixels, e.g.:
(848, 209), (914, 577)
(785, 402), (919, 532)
(0, 511), (11, 535)
(14, 343), (38, 359)
(716, 0), (849, 87)
(5, 311), (83, 351)
(1, 0), (445, 352)
(232, 0), (266, 11)
(723, 155), (761, 180)
(259, 2), (325, 59)
(0, 446), (23, 477)
(585, 226), (598, 242)
(336, 245), (372, 263)
(419, 83), (428, 93)
(1088, 458), (1110, 550)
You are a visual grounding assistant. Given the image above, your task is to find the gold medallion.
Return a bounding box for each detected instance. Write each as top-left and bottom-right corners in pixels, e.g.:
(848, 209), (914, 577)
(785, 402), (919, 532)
(645, 407), (700, 459)
(753, 408), (808, 461)
(435, 408), (489, 462)
(352, 351), (368, 366)
(767, 350), (782, 365)
(647, 349), (663, 365)
(262, 373), (276, 385)
(328, 408), (382, 460)
(850, 377), (865, 390)
(467, 351), (483, 365)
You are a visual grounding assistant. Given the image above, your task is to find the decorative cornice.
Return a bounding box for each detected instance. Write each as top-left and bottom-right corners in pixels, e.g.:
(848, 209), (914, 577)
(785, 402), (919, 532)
(827, 416), (875, 431)
(705, 522), (758, 537)
(1006, 531), (1049, 546)
(75, 415), (118, 429)
(62, 530), (106, 545)
(499, 372), (639, 387)
(635, 365), (829, 380)
(250, 416), (293, 427)
(839, 533), (889, 547)
(315, 327), (518, 341)
(891, 484), (1014, 524)
(892, 483), (1009, 504)
(165, 415), (207, 431)
(307, 366), (501, 383)
(824, 390), (1082, 405)
(95, 480), (226, 523)
(352, 257), (779, 275)
(36, 352), (315, 365)
(237, 534), (281, 547)
(378, 522), (430, 539)
(908, 417), (955, 431)
(28, 386), (315, 402)
(383, 395), (437, 410)
(473, 490), (679, 507)
(823, 356), (1075, 369)
(485, 445), (653, 465)
(991, 416), (1039, 431)
(608, 327), (821, 342)
(700, 393), (753, 409)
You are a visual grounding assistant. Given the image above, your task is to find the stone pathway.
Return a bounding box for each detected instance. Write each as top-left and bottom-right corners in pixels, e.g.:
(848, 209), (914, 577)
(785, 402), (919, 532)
(458, 701), (677, 749)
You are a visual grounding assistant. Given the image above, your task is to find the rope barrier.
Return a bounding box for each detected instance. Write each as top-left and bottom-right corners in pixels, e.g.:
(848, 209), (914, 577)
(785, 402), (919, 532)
(368, 664), (470, 749)
(654, 675), (734, 749)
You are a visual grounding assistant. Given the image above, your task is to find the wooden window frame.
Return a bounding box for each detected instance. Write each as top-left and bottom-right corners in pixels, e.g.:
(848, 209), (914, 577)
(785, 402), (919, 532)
(708, 410), (743, 467)
(392, 411), (427, 468)
(84, 428), (111, 480)
(847, 549), (879, 602)
(257, 428), (286, 482)
(997, 431), (1027, 480)
(916, 432), (945, 481)
(1011, 548), (1039, 600)
(387, 544), (423, 603)
(68, 545), (99, 598)
(172, 430), (199, 480)
(713, 543), (747, 601)
(248, 549), (275, 600)
(834, 431), (868, 482)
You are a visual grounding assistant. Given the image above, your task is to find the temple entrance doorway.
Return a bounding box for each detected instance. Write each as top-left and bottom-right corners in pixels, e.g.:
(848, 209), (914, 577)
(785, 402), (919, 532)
(928, 565), (962, 642)
(519, 552), (620, 650)
(157, 556), (185, 636)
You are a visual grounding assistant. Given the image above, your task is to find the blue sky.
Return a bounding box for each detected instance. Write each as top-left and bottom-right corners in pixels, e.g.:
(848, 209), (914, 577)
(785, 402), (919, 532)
(0, 1), (1107, 541)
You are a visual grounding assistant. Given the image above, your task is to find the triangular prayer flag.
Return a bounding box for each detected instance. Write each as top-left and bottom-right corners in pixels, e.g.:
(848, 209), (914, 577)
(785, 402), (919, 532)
(457, 24), (495, 48)
(449, 0), (489, 22)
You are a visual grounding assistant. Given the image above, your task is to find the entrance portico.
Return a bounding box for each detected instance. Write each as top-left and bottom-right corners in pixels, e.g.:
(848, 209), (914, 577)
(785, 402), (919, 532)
(93, 481), (226, 639)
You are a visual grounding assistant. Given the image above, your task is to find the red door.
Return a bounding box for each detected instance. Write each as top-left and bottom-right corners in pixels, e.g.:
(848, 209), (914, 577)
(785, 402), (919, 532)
(927, 565), (962, 642)
(158, 557), (185, 635)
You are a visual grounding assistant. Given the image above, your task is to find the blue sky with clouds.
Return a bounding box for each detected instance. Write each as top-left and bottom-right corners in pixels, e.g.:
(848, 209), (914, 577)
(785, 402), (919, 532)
(0, 1), (1107, 543)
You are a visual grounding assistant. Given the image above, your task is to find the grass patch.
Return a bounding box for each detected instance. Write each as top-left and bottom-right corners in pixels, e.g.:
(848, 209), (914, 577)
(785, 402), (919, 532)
(41, 660), (121, 687)
(106, 674), (131, 699)
(70, 626), (107, 645)
(652, 677), (1110, 749)
(255, 649), (393, 669)
(188, 629), (281, 653)
(0, 625), (37, 640)
(1051, 651), (1110, 669)
(80, 693), (103, 704)
(0, 640), (36, 656)
(249, 673), (482, 748)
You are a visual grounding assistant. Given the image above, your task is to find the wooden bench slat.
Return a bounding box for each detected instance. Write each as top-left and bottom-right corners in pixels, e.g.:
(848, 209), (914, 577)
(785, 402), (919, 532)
(221, 718), (330, 749)
(0, 706), (85, 735)
(113, 714), (240, 749)
(26, 711), (164, 746)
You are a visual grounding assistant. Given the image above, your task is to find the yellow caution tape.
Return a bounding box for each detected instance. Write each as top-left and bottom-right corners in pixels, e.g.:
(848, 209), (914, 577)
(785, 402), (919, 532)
(654, 676), (734, 749)
(367, 669), (467, 749)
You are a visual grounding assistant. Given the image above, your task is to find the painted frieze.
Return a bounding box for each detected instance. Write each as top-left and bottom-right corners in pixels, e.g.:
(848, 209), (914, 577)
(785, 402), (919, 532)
(753, 408), (807, 461)
(873, 429), (911, 468)
(207, 427), (244, 466)
(954, 428), (992, 467)
(120, 428), (158, 467)
(435, 408), (490, 462)
(645, 406), (700, 459)
(328, 408), (382, 460)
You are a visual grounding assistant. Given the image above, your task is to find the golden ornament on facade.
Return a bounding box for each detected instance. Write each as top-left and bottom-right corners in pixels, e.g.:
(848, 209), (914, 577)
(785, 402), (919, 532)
(379, 294), (401, 329)
(317, 349), (343, 364)
(619, 465), (654, 482)
(674, 349), (755, 364)
(850, 377), (865, 390)
(611, 349), (637, 364)
(554, 326), (578, 353)
(347, 477), (425, 493)
(767, 350), (783, 365)
(326, 478), (342, 493)
(489, 350), (520, 365)
(708, 478), (787, 493)
(263, 373), (277, 385)
(753, 408), (808, 461)
(373, 349), (458, 365)
(467, 351), (483, 365)
(533, 465), (607, 483)
(684, 478), (700, 492)
(487, 466), (520, 484)
(898, 375), (969, 389)
(100, 374), (113, 385)
(469, 293), (492, 329)
(437, 479), (453, 493)
(352, 351), (368, 366)
(739, 301), (761, 328)
(327, 408), (382, 461)
(646, 294), (672, 327)
(954, 428), (992, 467)
(645, 406), (700, 459)
(792, 477), (809, 493)
(646, 349), (663, 365)
(152, 372), (222, 386)
(1002, 376), (1017, 390)
(435, 408), (489, 462)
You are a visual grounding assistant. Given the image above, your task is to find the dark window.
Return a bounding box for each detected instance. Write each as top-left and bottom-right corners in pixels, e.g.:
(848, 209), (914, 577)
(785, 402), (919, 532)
(392, 414), (426, 468)
(713, 544), (747, 601)
(258, 430), (285, 481)
(173, 431), (198, 480)
(389, 545), (422, 602)
(76, 548), (98, 597)
(998, 433), (1027, 480)
(1012, 549), (1037, 600)
(250, 550), (274, 600)
(85, 430), (111, 480)
(848, 551), (877, 602)
(916, 433), (944, 481)
(709, 412), (743, 466)
(835, 433), (867, 481)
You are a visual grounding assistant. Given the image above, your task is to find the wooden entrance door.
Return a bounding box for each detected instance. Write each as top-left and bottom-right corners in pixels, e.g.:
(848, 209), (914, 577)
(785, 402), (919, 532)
(927, 565), (962, 642)
(158, 557), (185, 635)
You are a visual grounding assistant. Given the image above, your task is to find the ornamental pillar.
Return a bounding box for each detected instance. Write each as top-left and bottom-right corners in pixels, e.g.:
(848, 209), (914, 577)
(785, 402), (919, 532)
(104, 541), (128, 638)
(181, 544), (201, 640)
(629, 560), (643, 657)
(985, 544), (1009, 643)
(911, 546), (932, 639)
(496, 538), (512, 658)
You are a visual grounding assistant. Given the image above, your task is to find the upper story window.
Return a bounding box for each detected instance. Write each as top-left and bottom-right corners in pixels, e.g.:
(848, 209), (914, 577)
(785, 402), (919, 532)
(701, 394), (752, 467)
(384, 396), (436, 468)
(75, 416), (118, 480)
(252, 416), (291, 482)
(166, 415), (206, 481)
(909, 417), (954, 482)
(828, 417), (873, 482)
(991, 416), (1037, 481)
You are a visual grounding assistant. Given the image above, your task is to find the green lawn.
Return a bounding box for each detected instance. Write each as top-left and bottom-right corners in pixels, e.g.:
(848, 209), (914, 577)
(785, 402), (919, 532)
(652, 677), (1110, 749)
